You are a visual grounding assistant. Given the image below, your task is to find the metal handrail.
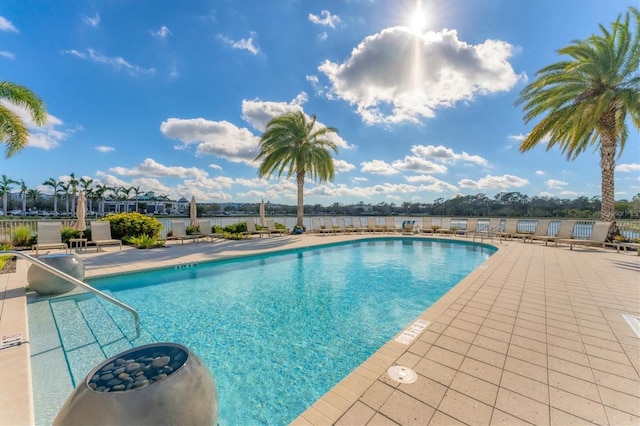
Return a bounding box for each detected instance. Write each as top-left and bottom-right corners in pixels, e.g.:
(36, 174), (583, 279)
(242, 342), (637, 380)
(6, 250), (140, 337)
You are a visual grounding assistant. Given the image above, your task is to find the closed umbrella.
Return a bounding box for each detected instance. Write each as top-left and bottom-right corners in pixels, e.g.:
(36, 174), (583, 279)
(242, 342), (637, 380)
(75, 191), (87, 238)
(189, 196), (198, 228)
(259, 199), (266, 227)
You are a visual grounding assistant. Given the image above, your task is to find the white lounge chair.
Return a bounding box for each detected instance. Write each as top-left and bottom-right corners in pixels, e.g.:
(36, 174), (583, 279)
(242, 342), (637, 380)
(168, 220), (202, 244)
(244, 218), (271, 238)
(435, 218), (455, 235)
(514, 219), (551, 243)
(311, 217), (334, 236)
(89, 221), (122, 252)
(384, 217), (402, 233)
(558, 221), (612, 251)
(459, 218), (479, 237)
(420, 217), (434, 234)
(366, 217), (384, 233)
(33, 222), (68, 257)
(198, 220), (223, 241)
(531, 220), (577, 246)
(266, 218), (286, 236)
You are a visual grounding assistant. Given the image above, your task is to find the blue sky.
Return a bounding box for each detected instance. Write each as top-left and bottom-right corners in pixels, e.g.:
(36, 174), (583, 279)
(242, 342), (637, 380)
(1, 0), (638, 205)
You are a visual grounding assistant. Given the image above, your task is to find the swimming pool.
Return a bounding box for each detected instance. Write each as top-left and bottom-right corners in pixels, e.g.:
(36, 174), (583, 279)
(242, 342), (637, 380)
(29, 238), (495, 425)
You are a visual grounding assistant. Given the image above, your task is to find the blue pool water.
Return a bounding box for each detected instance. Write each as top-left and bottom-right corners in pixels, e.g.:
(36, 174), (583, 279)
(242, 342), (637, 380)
(29, 238), (495, 425)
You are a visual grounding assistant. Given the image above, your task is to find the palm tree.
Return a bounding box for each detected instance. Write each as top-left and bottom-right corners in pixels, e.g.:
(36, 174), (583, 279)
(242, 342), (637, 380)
(18, 179), (28, 215)
(27, 188), (41, 210)
(516, 7), (640, 227)
(0, 81), (48, 158)
(255, 111), (339, 228)
(94, 183), (109, 216)
(68, 172), (79, 213)
(131, 186), (142, 213)
(79, 177), (94, 212)
(60, 182), (70, 214)
(0, 174), (17, 214)
(43, 177), (62, 215)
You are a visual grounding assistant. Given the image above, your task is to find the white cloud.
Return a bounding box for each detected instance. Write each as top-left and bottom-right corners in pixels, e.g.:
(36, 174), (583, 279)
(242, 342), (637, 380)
(150, 26), (172, 39)
(309, 10), (341, 29)
(535, 170), (545, 176)
(160, 118), (260, 164)
(411, 144), (488, 166)
(616, 163), (640, 172)
(209, 164), (222, 171)
(334, 159), (355, 172)
(458, 174), (529, 190)
(95, 146), (115, 153)
(217, 32), (260, 55)
(108, 158), (209, 179)
(81, 13), (100, 28)
(0, 51), (14, 59)
(545, 179), (568, 190)
(307, 180), (457, 199)
(240, 97), (353, 149)
(352, 177), (368, 182)
(0, 16), (18, 32)
(360, 160), (399, 175)
(62, 49), (156, 75)
(392, 156), (448, 174)
(319, 27), (523, 124)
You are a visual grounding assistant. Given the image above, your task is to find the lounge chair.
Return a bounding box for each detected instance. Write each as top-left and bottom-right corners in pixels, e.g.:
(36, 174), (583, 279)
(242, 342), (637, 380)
(336, 218), (352, 234)
(33, 222), (68, 257)
(168, 220), (202, 244)
(367, 217), (384, 232)
(420, 217), (434, 234)
(384, 217), (402, 233)
(531, 220), (577, 246)
(198, 220), (224, 241)
(514, 219), (550, 243)
(496, 219), (519, 240)
(459, 218), (478, 237)
(557, 221), (612, 251)
(350, 218), (364, 234)
(323, 217), (337, 235)
(266, 218), (286, 236)
(402, 220), (416, 235)
(244, 218), (271, 238)
(435, 218), (455, 235)
(311, 217), (334, 236)
(89, 221), (122, 252)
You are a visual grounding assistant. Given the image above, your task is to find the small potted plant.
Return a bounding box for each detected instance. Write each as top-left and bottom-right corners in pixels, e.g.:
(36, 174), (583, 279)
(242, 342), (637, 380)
(292, 225), (304, 234)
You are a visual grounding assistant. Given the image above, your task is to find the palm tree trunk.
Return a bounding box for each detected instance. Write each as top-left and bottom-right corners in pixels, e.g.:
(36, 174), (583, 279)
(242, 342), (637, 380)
(600, 143), (616, 222)
(296, 172), (305, 228)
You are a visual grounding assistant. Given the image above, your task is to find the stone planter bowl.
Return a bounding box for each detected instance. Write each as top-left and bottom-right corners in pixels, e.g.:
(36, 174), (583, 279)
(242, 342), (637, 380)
(27, 253), (85, 295)
(53, 342), (218, 426)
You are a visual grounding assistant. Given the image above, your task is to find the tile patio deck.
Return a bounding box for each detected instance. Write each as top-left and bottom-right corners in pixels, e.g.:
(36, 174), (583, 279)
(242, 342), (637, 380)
(1, 233), (639, 425)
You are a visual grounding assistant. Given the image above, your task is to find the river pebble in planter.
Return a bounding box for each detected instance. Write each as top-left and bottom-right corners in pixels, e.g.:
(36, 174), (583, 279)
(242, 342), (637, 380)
(88, 346), (187, 392)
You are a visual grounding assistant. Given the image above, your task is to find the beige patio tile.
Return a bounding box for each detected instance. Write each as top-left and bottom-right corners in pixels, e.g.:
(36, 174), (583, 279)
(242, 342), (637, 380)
(466, 345), (506, 369)
(378, 390), (435, 426)
(459, 357), (503, 386)
(509, 334), (547, 354)
(442, 324), (476, 343)
(473, 334), (509, 354)
(507, 344), (547, 368)
(604, 406), (640, 425)
(598, 386), (640, 417)
(413, 358), (456, 387)
(547, 344), (590, 366)
(584, 343), (632, 365)
(588, 355), (640, 379)
(550, 408), (599, 425)
(504, 357), (548, 385)
(322, 391), (353, 413)
(438, 388), (493, 426)
(298, 406), (334, 425)
(486, 311), (516, 325)
(398, 375), (447, 409)
(425, 345), (465, 369)
(549, 388), (608, 425)
(407, 340), (431, 357)
(500, 370), (549, 404)
(360, 381), (394, 411)
(478, 325), (511, 343)
(511, 325), (547, 343)
(592, 369), (640, 398)
(366, 413), (399, 425)
(335, 401), (375, 426)
(547, 356), (595, 383)
(428, 410), (466, 425)
(449, 371), (499, 406)
(490, 409), (535, 425)
(495, 388), (549, 425)
(548, 370), (601, 402)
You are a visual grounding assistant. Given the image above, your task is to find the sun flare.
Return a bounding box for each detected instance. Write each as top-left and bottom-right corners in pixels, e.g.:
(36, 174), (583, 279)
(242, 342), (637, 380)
(408, 0), (427, 33)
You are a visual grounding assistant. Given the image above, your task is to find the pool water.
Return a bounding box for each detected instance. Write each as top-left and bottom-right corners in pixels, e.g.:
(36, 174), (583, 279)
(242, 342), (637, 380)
(29, 238), (494, 425)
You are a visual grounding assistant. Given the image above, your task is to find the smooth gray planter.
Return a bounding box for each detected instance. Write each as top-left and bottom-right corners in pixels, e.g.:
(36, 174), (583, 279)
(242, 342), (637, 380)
(53, 342), (218, 426)
(27, 253), (85, 295)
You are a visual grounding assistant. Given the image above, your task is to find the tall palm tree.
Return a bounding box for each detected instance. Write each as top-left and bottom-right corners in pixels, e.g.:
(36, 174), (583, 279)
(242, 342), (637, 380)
(68, 172), (79, 213)
(0, 174), (17, 214)
(131, 186), (142, 213)
(94, 183), (109, 216)
(27, 188), (41, 210)
(18, 179), (28, 215)
(255, 111), (339, 228)
(43, 177), (62, 215)
(0, 81), (48, 158)
(79, 177), (94, 212)
(60, 182), (70, 214)
(516, 7), (640, 227)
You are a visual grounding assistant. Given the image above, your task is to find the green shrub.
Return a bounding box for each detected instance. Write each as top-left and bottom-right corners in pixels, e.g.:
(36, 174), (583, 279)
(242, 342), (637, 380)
(124, 235), (166, 249)
(222, 231), (247, 240)
(186, 225), (200, 235)
(223, 222), (247, 234)
(12, 226), (34, 247)
(102, 212), (162, 239)
(61, 226), (80, 244)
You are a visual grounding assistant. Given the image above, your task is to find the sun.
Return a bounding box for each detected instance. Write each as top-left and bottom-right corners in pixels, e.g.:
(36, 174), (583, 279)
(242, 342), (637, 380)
(408, 1), (427, 33)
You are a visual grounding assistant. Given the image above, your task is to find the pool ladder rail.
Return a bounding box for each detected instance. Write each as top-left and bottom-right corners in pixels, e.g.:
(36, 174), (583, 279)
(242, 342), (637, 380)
(6, 250), (141, 338)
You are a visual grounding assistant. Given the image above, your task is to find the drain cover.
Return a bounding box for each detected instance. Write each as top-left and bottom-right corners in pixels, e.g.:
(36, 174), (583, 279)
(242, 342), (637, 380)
(387, 365), (417, 384)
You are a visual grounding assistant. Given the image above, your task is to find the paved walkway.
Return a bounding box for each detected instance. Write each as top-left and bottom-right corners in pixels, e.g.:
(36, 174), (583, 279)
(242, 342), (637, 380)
(1, 234), (639, 425)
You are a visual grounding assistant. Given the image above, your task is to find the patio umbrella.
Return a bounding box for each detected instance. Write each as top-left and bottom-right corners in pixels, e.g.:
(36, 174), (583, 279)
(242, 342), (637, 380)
(259, 199), (265, 226)
(74, 191), (87, 238)
(189, 196), (198, 228)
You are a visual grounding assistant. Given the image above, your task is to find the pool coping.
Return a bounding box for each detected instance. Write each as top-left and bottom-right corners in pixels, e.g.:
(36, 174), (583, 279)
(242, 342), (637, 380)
(2, 232), (639, 425)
